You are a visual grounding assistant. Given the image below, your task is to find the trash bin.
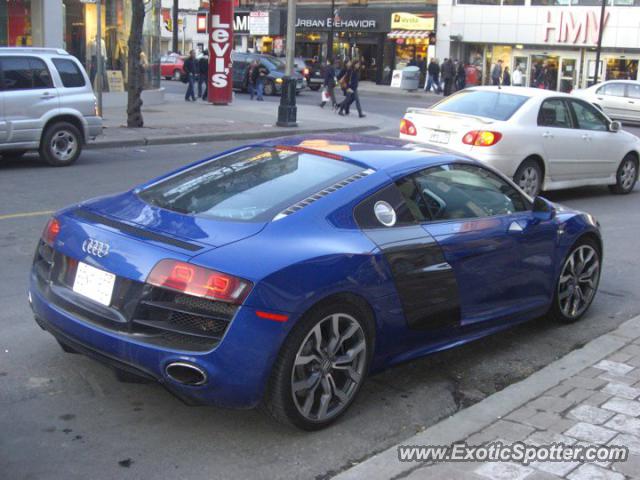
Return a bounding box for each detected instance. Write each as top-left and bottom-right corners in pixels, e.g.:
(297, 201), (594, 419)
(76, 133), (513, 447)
(399, 66), (420, 91)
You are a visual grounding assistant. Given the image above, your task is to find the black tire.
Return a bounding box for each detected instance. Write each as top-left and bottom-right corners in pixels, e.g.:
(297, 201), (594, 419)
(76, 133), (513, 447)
(310, 84), (321, 91)
(549, 237), (601, 324)
(164, 76), (172, 80)
(608, 153), (638, 194)
(1, 150), (27, 161)
(263, 301), (374, 430)
(173, 69), (181, 81)
(39, 121), (82, 167)
(513, 158), (543, 197)
(263, 80), (275, 96)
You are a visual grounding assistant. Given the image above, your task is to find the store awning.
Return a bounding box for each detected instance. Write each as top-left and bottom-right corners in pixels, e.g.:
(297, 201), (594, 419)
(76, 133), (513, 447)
(387, 30), (432, 39)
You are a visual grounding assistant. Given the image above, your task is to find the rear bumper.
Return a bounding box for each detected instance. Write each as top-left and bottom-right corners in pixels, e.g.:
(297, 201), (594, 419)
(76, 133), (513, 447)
(29, 273), (285, 409)
(466, 150), (521, 178)
(84, 115), (103, 140)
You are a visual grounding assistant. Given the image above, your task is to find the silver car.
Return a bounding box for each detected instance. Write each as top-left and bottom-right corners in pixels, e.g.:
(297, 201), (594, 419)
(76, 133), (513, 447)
(0, 47), (102, 166)
(573, 80), (640, 124)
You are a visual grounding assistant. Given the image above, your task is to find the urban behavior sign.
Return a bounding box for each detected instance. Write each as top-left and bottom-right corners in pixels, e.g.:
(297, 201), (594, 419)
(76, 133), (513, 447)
(208, 0), (234, 105)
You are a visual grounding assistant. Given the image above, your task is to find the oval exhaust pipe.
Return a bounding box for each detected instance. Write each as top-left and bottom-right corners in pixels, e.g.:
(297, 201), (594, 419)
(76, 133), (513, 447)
(165, 362), (207, 386)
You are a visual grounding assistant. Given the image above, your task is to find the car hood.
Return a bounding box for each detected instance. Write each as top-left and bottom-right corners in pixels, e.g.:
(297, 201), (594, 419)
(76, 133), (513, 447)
(80, 191), (267, 249)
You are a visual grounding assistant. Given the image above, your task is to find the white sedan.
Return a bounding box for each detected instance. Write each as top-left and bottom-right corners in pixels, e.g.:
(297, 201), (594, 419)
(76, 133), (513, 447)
(400, 86), (639, 196)
(573, 80), (640, 123)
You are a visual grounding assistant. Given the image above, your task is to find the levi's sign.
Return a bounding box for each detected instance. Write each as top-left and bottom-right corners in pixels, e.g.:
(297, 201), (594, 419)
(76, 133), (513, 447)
(207, 0), (234, 105)
(544, 9), (610, 44)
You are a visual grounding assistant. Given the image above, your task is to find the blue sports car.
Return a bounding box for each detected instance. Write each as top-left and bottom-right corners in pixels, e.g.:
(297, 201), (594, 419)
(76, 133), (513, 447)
(30, 135), (602, 430)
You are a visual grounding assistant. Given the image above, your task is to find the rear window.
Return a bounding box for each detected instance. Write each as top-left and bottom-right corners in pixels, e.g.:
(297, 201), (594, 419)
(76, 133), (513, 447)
(52, 58), (86, 88)
(432, 90), (529, 121)
(138, 147), (363, 222)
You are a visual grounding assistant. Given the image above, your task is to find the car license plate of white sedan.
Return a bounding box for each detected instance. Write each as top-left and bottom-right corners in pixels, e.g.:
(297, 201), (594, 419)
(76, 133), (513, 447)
(73, 262), (115, 306)
(429, 130), (450, 144)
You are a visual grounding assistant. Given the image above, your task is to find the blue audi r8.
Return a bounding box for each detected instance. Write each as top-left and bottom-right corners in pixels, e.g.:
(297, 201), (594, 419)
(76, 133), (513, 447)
(29, 134), (602, 430)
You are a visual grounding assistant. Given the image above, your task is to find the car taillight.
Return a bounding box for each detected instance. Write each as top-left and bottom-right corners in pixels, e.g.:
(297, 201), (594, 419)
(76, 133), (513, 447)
(147, 259), (252, 305)
(303, 68), (309, 75)
(42, 217), (61, 245)
(462, 130), (502, 147)
(400, 119), (417, 136)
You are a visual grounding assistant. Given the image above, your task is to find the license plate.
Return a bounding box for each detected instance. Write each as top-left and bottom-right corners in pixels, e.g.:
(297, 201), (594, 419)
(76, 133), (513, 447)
(429, 130), (450, 144)
(73, 262), (116, 307)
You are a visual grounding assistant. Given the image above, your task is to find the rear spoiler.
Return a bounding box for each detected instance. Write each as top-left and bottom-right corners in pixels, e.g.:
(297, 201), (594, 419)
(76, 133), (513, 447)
(405, 108), (495, 125)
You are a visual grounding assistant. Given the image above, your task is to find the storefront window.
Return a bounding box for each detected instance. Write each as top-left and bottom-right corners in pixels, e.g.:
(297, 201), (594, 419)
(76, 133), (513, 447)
(464, 44), (484, 86)
(63, 0), (160, 91)
(0, 1), (32, 46)
(605, 58), (639, 81)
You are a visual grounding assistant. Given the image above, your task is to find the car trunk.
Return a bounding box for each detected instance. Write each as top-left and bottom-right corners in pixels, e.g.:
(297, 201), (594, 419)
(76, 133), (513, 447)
(404, 108), (497, 153)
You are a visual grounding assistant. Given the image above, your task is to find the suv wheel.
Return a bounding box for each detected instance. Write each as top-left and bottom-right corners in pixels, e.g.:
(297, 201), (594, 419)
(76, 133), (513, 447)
(40, 121), (82, 167)
(263, 302), (373, 430)
(263, 80), (275, 96)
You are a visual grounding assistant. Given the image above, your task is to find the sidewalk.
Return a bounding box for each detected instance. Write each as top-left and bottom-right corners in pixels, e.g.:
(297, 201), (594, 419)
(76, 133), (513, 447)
(335, 315), (640, 480)
(90, 93), (384, 149)
(358, 80), (443, 100)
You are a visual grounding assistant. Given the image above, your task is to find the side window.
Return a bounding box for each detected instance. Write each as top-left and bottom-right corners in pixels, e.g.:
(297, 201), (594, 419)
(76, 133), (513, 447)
(1, 57), (33, 90)
(570, 100), (609, 131)
(597, 83), (625, 97)
(1, 57), (53, 90)
(627, 83), (640, 100)
(408, 164), (529, 221)
(538, 99), (572, 128)
(52, 58), (86, 88)
(354, 183), (419, 229)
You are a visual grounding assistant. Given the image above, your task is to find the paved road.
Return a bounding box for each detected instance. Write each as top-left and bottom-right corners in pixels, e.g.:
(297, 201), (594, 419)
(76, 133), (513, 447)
(0, 137), (639, 479)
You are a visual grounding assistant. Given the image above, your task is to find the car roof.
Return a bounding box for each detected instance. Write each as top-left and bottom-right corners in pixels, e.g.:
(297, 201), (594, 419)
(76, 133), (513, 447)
(259, 134), (465, 176)
(0, 47), (70, 56)
(467, 85), (571, 99)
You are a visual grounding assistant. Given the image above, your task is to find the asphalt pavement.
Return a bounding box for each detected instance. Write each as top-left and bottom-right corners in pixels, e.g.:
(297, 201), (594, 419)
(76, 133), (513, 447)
(0, 129), (639, 478)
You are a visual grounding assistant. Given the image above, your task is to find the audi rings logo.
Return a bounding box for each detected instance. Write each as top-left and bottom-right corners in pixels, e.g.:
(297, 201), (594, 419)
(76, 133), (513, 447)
(82, 238), (110, 258)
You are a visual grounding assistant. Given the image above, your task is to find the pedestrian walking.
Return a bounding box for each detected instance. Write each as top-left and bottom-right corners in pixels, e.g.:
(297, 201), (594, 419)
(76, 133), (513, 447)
(442, 58), (455, 96)
(320, 58), (337, 109)
(183, 50), (197, 101)
(338, 61), (365, 118)
(246, 60), (258, 99)
(198, 51), (209, 100)
(512, 64), (524, 86)
(491, 59), (503, 86)
(502, 66), (511, 86)
(456, 60), (466, 91)
(253, 62), (268, 101)
(424, 58), (441, 93)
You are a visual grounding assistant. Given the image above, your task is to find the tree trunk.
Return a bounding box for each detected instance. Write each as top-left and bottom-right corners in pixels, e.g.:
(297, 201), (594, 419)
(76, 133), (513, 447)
(127, 0), (146, 128)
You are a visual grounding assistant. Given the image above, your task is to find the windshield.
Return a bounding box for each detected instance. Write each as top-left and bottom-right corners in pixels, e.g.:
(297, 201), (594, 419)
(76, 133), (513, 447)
(138, 147), (363, 222)
(432, 90), (529, 121)
(261, 56), (285, 71)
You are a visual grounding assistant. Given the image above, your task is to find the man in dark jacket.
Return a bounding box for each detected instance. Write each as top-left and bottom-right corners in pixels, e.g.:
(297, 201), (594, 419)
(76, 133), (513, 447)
(441, 58), (455, 96)
(183, 50), (197, 101)
(339, 61), (365, 118)
(320, 58), (336, 108)
(491, 59), (503, 86)
(198, 51), (209, 100)
(251, 62), (268, 101)
(424, 58), (441, 93)
(455, 60), (466, 91)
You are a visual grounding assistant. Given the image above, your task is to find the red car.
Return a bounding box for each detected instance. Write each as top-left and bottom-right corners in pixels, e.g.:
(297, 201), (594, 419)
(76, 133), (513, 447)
(161, 55), (185, 80)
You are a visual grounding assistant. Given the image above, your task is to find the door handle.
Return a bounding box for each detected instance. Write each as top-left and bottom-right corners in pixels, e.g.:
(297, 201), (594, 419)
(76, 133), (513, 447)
(629, 100), (635, 104)
(40, 92), (55, 99)
(542, 132), (553, 139)
(581, 134), (591, 141)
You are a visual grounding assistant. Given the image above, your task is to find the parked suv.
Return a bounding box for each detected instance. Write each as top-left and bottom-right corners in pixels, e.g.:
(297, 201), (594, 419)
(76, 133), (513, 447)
(0, 47), (102, 166)
(231, 52), (305, 95)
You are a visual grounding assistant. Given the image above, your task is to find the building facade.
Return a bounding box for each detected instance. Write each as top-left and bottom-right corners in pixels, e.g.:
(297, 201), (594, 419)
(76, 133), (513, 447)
(437, 0), (640, 91)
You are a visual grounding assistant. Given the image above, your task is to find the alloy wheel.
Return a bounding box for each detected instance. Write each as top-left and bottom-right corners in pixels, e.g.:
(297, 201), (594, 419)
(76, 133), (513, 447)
(50, 130), (78, 162)
(517, 166), (540, 196)
(291, 313), (367, 422)
(620, 158), (637, 191)
(557, 245), (600, 320)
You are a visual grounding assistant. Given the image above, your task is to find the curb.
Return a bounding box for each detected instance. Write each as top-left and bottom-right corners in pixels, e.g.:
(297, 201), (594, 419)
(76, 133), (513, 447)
(331, 314), (640, 480)
(86, 125), (379, 150)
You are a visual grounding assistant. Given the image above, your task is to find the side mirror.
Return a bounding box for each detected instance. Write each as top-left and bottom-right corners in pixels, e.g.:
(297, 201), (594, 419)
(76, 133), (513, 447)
(532, 196), (556, 222)
(609, 120), (621, 133)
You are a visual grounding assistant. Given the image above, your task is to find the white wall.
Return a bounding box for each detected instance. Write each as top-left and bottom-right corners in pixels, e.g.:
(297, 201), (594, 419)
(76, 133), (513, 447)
(32, 0), (64, 48)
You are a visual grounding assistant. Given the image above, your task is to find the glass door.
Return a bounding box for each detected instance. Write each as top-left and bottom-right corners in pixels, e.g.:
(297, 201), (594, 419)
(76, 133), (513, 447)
(559, 58), (577, 93)
(513, 55), (529, 87)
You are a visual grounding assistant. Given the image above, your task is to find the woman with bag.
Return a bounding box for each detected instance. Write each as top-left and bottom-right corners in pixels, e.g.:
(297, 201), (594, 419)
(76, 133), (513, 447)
(320, 58), (337, 109)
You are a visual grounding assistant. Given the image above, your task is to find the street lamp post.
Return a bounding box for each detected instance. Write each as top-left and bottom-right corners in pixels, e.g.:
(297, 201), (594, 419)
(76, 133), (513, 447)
(277, 0), (298, 127)
(327, 0), (335, 61)
(96, 0), (103, 117)
(593, 0), (607, 85)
